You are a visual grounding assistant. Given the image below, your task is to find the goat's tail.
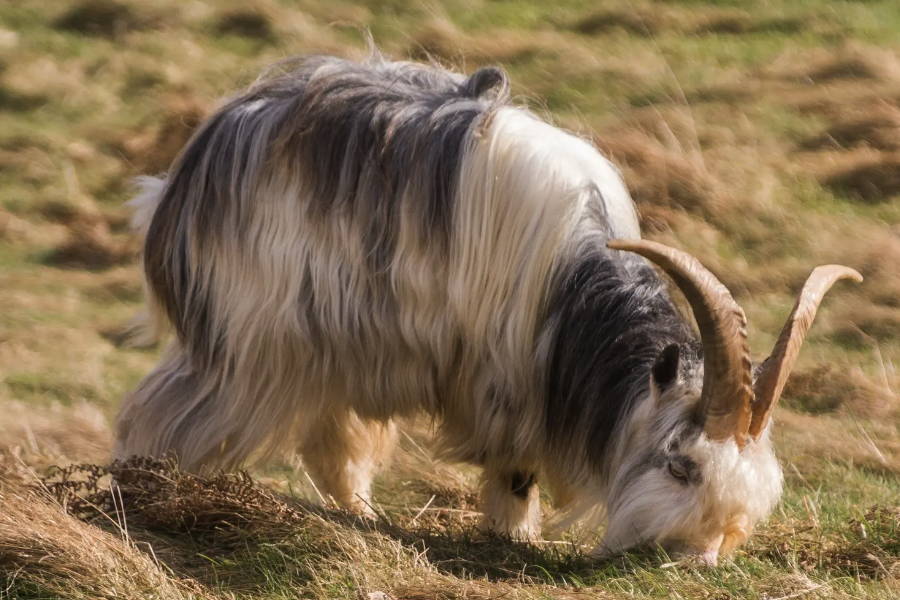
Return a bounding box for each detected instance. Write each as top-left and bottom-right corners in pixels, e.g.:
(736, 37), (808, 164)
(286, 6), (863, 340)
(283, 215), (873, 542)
(120, 176), (169, 348)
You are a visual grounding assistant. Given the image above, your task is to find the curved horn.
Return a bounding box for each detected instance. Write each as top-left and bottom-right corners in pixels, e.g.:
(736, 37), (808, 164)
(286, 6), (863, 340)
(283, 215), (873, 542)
(749, 265), (863, 440)
(607, 239), (753, 448)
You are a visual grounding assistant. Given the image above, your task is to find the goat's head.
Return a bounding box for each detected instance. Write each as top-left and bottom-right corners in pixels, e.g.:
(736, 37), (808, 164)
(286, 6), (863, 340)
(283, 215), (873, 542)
(598, 239), (861, 566)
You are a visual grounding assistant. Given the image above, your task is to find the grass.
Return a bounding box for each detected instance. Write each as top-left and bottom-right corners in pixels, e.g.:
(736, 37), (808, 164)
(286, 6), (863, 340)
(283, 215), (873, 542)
(2, 0), (900, 597)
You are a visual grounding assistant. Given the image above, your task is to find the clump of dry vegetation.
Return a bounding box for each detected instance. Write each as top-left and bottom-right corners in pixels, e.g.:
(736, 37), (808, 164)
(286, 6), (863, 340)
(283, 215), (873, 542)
(808, 46), (900, 84)
(407, 17), (559, 65)
(782, 365), (891, 417)
(569, 5), (671, 37)
(0, 207), (11, 240)
(53, 0), (156, 38)
(603, 130), (721, 221)
(46, 458), (307, 537)
(44, 214), (139, 270)
(801, 110), (900, 152)
(821, 157), (900, 202)
(214, 7), (275, 41)
(121, 94), (209, 175)
(0, 401), (112, 469)
(693, 11), (802, 36)
(25, 458), (595, 597)
(0, 481), (213, 599)
(568, 3), (803, 39)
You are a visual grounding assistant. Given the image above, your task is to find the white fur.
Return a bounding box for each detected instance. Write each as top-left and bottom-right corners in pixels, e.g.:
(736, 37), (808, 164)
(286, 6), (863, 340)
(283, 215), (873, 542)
(119, 176), (168, 349)
(582, 383), (783, 561)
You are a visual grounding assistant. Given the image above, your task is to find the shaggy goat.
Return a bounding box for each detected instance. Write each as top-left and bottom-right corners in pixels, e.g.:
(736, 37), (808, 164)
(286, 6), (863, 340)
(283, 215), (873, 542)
(115, 52), (861, 564)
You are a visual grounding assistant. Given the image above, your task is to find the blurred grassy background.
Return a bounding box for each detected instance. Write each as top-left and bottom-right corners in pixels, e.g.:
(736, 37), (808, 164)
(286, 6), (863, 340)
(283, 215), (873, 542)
(2, 0), (900, 598)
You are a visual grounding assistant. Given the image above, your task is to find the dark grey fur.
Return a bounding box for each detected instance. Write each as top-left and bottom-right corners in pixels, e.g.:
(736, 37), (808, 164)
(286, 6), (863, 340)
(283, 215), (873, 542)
(541, 240), (704, 481)
(143, 54), (510, 370)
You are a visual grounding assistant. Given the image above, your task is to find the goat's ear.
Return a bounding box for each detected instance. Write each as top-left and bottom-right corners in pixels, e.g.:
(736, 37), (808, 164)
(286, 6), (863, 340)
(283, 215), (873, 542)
(651, 344), (681, 397)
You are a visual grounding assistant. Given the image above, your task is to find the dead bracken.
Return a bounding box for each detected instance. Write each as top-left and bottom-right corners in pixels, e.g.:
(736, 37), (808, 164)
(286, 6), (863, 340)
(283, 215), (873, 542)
(44, 457), (307, 537)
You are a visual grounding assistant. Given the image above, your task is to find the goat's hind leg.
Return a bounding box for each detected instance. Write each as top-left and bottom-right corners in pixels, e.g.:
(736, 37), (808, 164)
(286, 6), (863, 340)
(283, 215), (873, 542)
(114, 346), (254, 473)
(298, 411), (397, 513)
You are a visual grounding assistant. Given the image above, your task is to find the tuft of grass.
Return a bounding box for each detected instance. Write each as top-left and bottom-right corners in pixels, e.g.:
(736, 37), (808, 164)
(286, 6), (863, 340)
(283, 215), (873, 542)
(122, 94), (209, 175)
(0, 401), (112, 469)
(694, 11), (803, 36)
(46, 458), (309, 539)
(600, 129), (723, 222)
(53, 0), (154, 39)
(753, 506), (900, 581)
(43, 217), (138, 271)
(800, 111), (900, 153)
(804, 44), (900, 84)
(822, 156), (900, 203)
(569, 6), (667, 37)
(782, 364), (892, 417)
(214, 8), (275, 42)
(0, 481), (214, 599)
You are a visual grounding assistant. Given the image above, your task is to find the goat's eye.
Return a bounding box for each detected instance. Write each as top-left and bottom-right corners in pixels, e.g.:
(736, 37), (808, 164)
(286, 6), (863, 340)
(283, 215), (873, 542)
(667, 461), (688, 482)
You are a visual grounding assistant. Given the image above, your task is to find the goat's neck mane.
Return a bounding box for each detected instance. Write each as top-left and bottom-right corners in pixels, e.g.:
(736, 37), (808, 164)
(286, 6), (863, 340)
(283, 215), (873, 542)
(542, 242), (698, 483)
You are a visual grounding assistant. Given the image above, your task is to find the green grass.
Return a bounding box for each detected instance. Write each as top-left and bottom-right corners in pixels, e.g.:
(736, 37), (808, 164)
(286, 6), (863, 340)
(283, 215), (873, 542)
(2, 0), (900, 598)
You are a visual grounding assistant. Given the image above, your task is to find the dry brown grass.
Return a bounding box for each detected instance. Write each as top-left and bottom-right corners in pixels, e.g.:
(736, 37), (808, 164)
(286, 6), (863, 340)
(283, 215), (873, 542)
(53, 0), (162, 39)
(36, 458), (596, 598)
(693, 11), (803, 36)
(788, 44), (900, 84)
(801, 110), (900, 153)
(568, 4), (802, 38)
(776, 409), (900, 477)
(44, 215), (139, 270)
(0, 401), (112, 470)
(46, 458), (307, 538)
(830, 302), (900, 349)
(7, 456), (898, 598)
(568, 5), (673, 37)
(820, 155), (900, 202)
(600, 130), (722, 221)
(808, 226), (900, 312)
(122, 93), (210, 175)
(753, 508), (900, 581)
(407, 17), (564, 65)
(0, 207), (11, 241)
(782, 365), (894, 418)
(0, 481), (213, 599)
(214, 7), (276, 41)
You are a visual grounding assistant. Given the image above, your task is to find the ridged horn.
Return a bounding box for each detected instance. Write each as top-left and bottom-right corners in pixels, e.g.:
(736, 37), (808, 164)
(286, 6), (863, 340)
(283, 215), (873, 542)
(749, 265), (863, 440)
(607, 239), (754, 448)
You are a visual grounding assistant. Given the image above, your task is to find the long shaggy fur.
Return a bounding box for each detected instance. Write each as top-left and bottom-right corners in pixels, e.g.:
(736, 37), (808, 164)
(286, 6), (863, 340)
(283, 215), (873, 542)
(116, 51), (781, 556)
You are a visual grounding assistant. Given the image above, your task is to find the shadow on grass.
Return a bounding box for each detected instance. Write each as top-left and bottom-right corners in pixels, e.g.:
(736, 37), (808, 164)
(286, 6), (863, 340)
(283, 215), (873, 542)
(37, 458), (670, 592)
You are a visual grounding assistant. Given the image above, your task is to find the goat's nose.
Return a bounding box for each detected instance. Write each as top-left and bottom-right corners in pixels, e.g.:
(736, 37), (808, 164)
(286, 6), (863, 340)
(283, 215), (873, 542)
(697, 548), (719, 567)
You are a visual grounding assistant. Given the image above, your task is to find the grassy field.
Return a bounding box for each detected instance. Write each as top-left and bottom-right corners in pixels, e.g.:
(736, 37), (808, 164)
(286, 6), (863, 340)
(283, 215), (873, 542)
(2, 0), (900, 597)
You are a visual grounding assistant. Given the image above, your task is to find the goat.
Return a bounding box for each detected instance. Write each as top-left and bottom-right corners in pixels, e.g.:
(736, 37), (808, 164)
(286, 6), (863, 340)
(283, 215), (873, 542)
(115, 51), (861, 564)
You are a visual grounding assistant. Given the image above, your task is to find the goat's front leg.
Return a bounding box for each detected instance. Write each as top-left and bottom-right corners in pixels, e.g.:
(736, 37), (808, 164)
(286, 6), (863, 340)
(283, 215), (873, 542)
(479, 467), (542, 540)
(299, 411), (396, 514)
